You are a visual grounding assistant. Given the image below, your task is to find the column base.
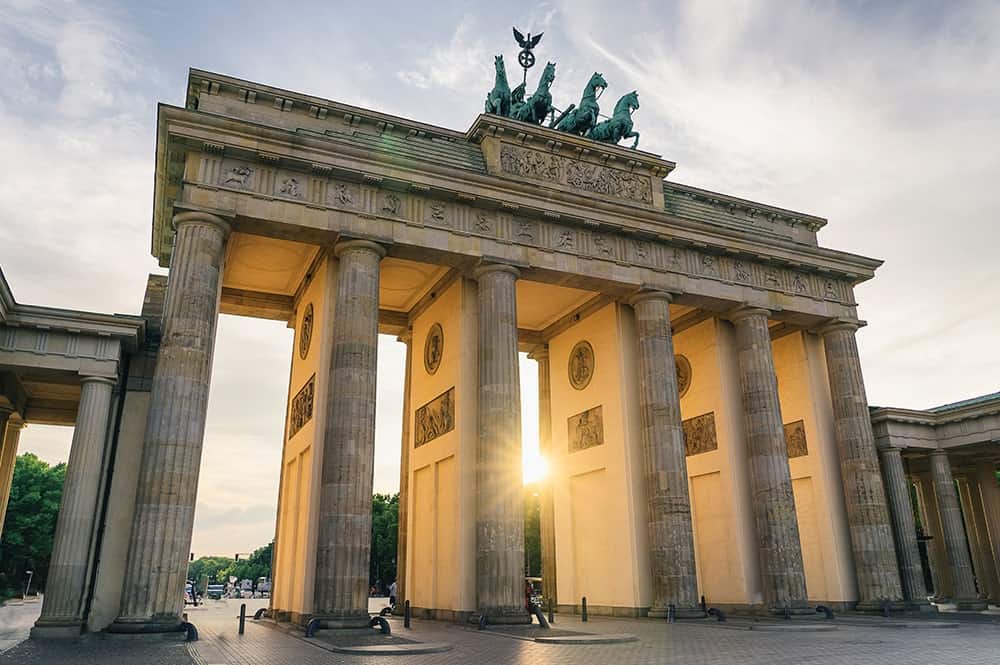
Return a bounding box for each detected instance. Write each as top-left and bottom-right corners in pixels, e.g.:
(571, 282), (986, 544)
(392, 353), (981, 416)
(30, 621), (83, 639)
(471, 608), (532, 625)
(854, 599), (907, 613)
(953, 598), (988, 611)
(310, 612), (372, 629)
(106, 619), (186, 634)
(648, 606), (704, 619)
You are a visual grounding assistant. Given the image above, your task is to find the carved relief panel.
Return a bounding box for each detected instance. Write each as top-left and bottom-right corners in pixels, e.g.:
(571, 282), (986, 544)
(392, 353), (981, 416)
(683, 412), (717, 456)
(288, 375), (316, 439)
(784, 420), (808, 458)
(414, 387), (455, 447)
(568, 405), (604, 453)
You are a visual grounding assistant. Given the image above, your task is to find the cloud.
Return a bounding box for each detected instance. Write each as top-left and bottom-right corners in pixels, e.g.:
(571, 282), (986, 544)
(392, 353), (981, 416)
(397, 17), (490, 91)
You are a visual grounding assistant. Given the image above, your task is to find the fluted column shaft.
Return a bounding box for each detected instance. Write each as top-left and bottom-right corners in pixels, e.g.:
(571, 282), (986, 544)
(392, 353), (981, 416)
(962, 476), (999, 602)
(394, 330), (413, 607)
(916, 473), (952, 597)
(629, 291), (698, 616)
(930, 450), (986, 610)
(35, 377), (115, 632)
(474, 264), (527, 621)
(0, 409), (20, 537)
(530, 346), (558, 608)
(730, 308), (808, 611)
(313, 239), (385, 625)
(974, 461), (1000, 603)
(112, 212), (230, 631)
(821, 323), (903, 607)
(878, 447), (928, 605)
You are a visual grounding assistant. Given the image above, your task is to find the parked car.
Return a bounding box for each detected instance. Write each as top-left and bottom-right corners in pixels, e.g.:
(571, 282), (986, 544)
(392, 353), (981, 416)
(206, 584), (225, 600)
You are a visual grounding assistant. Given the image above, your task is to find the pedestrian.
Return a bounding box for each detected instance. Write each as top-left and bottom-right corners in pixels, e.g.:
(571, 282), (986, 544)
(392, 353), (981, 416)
(388, 579), (397, 607)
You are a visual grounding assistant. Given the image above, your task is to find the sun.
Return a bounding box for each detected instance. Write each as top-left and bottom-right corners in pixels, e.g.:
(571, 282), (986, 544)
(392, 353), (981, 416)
(522, 445), (550, 484)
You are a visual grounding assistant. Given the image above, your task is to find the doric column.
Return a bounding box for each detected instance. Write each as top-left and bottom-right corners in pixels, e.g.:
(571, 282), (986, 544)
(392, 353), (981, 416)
(628, 290), (699, 616)
(821, 322), (903, 608)
(34, 376), (116, 636)
(974, 461), (1000, 603)
(728, 307), (809, 612)
(877, 446), (929, 607)
(529, 345), (557, 609)
(916, 472), (952, 598)
(0, 408), (21, 536)
(930, 450), (986, 610)
(111, 211), (230, 633)
(473, 264), (528, 623)
(313, 239), (385, 627)
(964, 475), (1000, 603)
(394, 329), (413, 608)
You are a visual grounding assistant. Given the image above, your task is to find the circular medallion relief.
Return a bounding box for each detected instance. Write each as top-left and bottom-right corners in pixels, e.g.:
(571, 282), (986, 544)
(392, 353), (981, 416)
(568, 341), (595, 390)
(298, 303), (314, 360)
(424, 323), (444, 375)
(676, 354), (692, 398)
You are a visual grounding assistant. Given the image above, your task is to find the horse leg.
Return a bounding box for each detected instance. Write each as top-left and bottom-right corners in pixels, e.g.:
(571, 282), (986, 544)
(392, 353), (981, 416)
(627, 130), (640, 149)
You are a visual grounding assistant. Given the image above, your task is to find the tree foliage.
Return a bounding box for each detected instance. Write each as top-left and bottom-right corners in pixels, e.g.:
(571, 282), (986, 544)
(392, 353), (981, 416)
(370, 492), (398, 590)
(187, 541), (273, 590)
(0, 453), (66, 598)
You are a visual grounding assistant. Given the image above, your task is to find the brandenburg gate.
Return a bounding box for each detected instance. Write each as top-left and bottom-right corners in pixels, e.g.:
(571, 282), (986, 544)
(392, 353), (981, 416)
(17, 59), (993, 638)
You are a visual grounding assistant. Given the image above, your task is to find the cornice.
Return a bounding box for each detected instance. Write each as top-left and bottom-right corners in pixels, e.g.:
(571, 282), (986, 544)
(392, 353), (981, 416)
(0, 268), (145, 351)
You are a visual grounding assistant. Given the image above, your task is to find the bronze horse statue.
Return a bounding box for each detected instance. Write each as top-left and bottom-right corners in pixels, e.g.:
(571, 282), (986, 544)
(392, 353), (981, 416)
(552, 71), (607, 136)
(512, 61), (556, 125)
(485, 55), (511, 117)
(587, 90), (640, 149)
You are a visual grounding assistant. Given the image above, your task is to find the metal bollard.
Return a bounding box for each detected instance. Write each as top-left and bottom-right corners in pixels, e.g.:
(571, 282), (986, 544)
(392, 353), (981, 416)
(404, 599), (411, 629)
(547, 598), (554, 625)
(239, 603), (246, 635)
(783, 605), (791, 621)
(700, 595), (707, 614)
(581, 596), (588, 622)
(667, 604), (676, 624)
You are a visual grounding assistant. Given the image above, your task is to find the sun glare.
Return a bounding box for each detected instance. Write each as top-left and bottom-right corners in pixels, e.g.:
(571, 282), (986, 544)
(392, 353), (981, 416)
(522, 446), (550, 484)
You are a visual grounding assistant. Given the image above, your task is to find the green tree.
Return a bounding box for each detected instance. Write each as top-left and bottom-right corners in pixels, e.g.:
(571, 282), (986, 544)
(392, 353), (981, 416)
(0, 453), (66, 599)
(369, 493), (398, 591)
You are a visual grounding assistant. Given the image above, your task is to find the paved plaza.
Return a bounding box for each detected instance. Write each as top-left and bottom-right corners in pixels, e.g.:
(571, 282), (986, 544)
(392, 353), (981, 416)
(3, 597), (998, 664)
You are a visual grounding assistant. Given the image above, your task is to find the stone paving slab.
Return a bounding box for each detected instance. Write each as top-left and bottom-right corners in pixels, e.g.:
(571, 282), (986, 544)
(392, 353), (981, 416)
(534, 632), (639, 644)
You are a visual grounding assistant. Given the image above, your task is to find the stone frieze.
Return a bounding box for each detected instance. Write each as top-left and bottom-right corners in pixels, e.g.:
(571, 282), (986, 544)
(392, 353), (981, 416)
(498, 143), (653, 205)
(288, 374), (315, 439)
(683, 412), (717, 456)
(414, 387), (455, 447)
(568, 405), (604, 453)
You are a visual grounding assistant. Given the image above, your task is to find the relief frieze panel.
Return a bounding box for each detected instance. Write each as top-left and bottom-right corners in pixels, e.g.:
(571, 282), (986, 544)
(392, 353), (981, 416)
(499, 143), (653, 205)
(568, 405), (604, 453)
(288, 374), (315, 439)
(200, 155), (855, 307)
(683, 412), (718, 457)
(414, 387), (455, 448)
(784, 420), (808, 458)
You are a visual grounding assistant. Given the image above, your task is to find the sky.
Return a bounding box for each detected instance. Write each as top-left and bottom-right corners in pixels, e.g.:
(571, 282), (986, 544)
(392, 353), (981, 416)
(1, 0), (998, 556)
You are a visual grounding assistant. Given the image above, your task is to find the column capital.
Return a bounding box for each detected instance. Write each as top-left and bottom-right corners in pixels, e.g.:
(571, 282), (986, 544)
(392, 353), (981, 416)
(472, 263), (520, 281)
(172, 210), (232, 237)
(818, 318), (867, 336)
(724, 305), (771, 324)
(930, 448), (950, 459)
(80, 375), (117, 387)
(397, 328), (413, 345)
(334, 238), (387, 259)
(627, 288), (679, 307)
(527, 344), (549, 361)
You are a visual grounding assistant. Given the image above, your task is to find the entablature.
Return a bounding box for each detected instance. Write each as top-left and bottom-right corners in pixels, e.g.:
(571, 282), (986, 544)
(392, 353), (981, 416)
(155, 109), (880, 320)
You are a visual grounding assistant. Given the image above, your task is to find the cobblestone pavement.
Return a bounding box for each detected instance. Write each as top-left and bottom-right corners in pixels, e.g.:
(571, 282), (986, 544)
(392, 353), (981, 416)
(2, 597), (998, 665)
